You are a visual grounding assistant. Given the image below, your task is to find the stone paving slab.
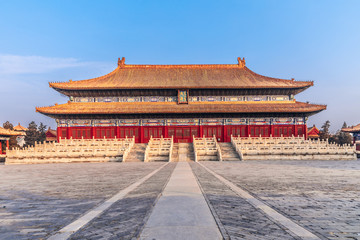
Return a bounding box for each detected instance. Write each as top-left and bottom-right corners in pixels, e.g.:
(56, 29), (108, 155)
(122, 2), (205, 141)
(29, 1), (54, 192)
(1, 160), (359, 240)
(140, 162), (222, 240)
(70, 163), (176, 240)
(0, 162), (165, 240)
(202, 160), (360, 240)
(191, 163), (297, 240)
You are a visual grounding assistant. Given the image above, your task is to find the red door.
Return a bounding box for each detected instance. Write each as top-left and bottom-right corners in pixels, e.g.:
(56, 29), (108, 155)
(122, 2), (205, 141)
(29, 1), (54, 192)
(168, 126), (199, 143)
(143, 127), (164, 143)
(249, 125), (270, 137)
(225, 125), (247, 141)
(95, 127), (116, 139)
(273, 125), (294, 137)
(119, 127), (140, 142)
(203, 126), (223, 142)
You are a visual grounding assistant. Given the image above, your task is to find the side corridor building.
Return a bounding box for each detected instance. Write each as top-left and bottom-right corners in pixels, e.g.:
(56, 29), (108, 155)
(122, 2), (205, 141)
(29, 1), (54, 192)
(36, 57), (326, 143)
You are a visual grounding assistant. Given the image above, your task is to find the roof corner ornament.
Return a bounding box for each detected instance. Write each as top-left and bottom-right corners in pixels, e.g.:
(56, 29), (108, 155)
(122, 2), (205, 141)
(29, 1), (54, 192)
(237, 57), (245, 67)
(118, 57), (125, 67)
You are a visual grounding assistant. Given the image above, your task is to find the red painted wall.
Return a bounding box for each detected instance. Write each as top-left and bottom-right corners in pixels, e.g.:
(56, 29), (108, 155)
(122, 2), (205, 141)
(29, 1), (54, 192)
(57, 124), (307, 143)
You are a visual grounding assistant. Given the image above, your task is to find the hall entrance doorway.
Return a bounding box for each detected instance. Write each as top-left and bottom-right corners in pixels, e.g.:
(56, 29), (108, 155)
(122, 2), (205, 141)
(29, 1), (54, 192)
(167, 126), (199, 143)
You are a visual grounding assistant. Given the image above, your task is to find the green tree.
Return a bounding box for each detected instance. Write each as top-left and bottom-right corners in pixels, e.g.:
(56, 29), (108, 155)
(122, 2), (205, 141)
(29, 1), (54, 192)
(3, 121), (14, 130)
(319, 120), (331, 140)
(338, 122), (353, 145)
(25, 121), (38, 147)
(37, 122), (47, 143)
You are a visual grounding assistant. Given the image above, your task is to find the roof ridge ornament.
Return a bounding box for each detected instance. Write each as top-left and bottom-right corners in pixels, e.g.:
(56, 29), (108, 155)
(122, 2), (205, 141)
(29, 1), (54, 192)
(118, 57), (125, 67)
(237, 57), (245, 68)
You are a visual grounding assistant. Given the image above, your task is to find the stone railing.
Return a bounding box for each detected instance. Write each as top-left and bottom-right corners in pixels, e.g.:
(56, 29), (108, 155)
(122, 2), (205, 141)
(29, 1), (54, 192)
(144, 136), (173, 162)
(231, 135), (356, 160)
(193, 136), (222, 162)
(5, 136), (135, 164)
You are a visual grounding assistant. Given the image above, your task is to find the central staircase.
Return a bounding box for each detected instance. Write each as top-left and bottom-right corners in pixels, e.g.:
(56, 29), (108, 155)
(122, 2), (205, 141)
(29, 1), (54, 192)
(124, 143), (147, 162)
(218, 142), (241, 161)
(178, 143), (195, 162)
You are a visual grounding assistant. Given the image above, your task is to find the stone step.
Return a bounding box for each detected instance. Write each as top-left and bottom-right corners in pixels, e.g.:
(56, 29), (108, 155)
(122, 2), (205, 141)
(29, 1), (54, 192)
(223, 153), (239, 157)
(148, 156), (169, 162)
(222, 157), (240, 161)
(125, 143), (147, 162)
(197, 155), (218, 161)
(218, 142), (241, 161)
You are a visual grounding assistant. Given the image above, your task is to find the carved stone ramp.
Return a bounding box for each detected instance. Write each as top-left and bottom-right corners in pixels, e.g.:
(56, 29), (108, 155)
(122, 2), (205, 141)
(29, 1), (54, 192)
(125, 143), (147, 162)
(139, 162), (222, 240)
(178, 143), (194, 162)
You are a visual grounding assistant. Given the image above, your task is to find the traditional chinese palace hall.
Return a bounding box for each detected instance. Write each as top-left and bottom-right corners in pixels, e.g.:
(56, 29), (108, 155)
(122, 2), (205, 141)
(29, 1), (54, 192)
(36, 57), (326, 143)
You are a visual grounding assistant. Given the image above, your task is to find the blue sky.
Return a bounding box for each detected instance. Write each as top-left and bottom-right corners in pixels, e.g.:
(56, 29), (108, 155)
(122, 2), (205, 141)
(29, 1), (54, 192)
(0, 0), (359, 132)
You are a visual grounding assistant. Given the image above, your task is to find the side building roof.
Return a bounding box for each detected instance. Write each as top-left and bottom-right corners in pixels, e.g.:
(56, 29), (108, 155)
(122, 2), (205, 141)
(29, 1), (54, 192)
(0, 127), (24, 136)
(342, 123), (360, 133)
(13, 123), (28, 131)
(49, 57), (313, 95)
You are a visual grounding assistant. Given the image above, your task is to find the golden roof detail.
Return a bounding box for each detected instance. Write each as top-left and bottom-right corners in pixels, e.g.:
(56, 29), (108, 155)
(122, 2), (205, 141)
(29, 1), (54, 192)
(48, 58), (313, 91)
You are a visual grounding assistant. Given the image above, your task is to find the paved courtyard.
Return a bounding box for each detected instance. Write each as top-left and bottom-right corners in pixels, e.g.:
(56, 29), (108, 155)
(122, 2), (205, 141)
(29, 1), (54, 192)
(0, 160), (359, 239)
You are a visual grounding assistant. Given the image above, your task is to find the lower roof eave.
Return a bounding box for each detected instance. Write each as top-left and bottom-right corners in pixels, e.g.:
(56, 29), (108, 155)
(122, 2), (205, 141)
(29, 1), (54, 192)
(38, 111), (324, 119)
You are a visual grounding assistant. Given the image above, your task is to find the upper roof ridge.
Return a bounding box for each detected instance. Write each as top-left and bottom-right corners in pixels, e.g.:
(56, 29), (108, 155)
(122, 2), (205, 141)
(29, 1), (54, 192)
(117, 56), (245, 69)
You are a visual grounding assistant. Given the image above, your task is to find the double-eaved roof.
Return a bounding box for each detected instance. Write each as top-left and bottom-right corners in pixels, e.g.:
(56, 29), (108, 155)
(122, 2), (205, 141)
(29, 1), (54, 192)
(37, 58), (326, 118)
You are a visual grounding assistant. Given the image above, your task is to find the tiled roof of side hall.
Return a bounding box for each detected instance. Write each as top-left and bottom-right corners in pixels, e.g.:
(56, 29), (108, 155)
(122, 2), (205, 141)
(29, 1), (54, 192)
(0, 127), (25, 136)
(13, 123), (28, 131)
(49, 57), (313, 91)
(36, 101), (326, 116)
(342, 123), (360, 133)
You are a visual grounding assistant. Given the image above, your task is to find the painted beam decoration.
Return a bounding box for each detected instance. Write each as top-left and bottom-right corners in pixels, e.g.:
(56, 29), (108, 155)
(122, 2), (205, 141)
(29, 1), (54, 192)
(178, 90), (189, 104)
(59, 117), (307, 128)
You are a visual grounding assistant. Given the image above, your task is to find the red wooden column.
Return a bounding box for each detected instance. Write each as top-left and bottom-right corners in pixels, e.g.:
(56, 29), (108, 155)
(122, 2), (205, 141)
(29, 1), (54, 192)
(270, 124), (274, 137)
(223, 125), (228, 142)
(164, 126), (168, 138)
(223, 125), (226, 142)
(67, 127), (72, 139)
(199, 125), (203, 137)
(292, 124), (295, 137)
(57, 127), (61, 142)
(6, 140), (9, 150)
(92, 127), (96, 139)
(0, 141), (2, 154)
(116, 127), (120, 139)
(140, 126), (144, 143)
(304, 124), (308, 139)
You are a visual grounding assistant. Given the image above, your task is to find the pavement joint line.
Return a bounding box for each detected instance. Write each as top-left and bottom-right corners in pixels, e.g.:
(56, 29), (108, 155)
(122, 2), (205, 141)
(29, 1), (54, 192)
(47, 163), (170, 240)
(198, 162), (321, 240)
(190, 163), (231, 240)
(132, 163), (177, 239)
